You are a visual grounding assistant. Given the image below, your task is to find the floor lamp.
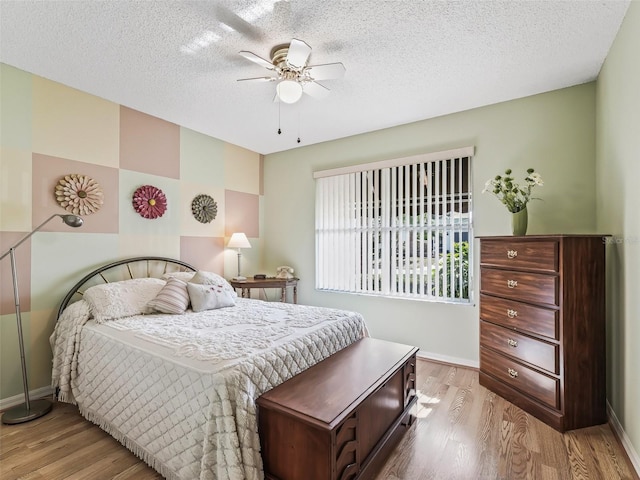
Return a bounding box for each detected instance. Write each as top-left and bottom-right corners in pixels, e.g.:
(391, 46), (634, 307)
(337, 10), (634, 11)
(0, 213), (83, 425)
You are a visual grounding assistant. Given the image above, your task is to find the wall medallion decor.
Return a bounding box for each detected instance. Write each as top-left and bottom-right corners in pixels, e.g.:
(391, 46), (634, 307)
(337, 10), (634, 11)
(132, 185), (167, 219)
(55, 174), (104, 215)
(191, 194), (217, 223)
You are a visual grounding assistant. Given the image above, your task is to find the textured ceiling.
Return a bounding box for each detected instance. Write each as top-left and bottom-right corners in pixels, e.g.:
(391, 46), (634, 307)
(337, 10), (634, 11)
(0, 1), (630, 155)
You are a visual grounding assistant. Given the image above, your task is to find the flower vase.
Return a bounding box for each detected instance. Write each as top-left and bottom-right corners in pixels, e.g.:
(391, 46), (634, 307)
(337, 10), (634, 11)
(511, 208), (528, 236)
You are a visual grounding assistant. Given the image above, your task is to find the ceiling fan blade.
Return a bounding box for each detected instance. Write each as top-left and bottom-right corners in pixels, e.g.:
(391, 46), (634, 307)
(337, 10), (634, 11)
(303, 81), (330, 99)
(306, 62), (346, 80)
(237, 76), (277, 82)
(239, 51), (274, 70)
(287, 38), (311, 68)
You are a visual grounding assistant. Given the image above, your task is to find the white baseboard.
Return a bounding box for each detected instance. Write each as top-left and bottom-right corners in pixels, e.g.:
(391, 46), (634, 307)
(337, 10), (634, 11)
(417, 349), (479, 369)
(607, 401), (640, 476)
(0, 386), (54, 411)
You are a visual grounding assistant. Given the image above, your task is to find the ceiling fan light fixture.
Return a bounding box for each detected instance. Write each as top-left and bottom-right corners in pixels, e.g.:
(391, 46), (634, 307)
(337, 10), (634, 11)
(276, 80), (303, 104)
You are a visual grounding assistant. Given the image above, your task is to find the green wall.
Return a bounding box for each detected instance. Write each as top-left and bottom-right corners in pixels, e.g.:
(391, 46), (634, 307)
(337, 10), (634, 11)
(596, 0), (640, 468)
(263, 82), (597, 366)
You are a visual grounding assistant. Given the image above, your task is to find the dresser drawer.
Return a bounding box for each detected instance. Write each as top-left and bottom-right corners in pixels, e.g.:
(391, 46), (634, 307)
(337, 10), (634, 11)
(480, 294), (558, 340)
(480, 321), (559, 374)
(481, 239), (558, 272)
(480, 348), (559, 409)
(480, 267), (558, 306)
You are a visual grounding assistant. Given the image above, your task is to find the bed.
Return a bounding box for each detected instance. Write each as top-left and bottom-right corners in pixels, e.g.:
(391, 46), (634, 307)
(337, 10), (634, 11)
(50, 257), (368, 480)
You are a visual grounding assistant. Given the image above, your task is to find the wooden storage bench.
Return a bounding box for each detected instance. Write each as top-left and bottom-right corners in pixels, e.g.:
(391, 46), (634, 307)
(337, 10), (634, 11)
(257, 337), (418, 480)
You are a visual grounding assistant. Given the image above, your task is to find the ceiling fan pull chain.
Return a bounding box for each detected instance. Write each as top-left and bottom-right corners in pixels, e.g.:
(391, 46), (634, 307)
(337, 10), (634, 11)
(277, 99), (282, 135)
(297, 108), (301, 144)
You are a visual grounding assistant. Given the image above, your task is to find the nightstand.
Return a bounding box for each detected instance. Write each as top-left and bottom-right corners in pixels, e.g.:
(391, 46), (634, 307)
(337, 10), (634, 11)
(229, 277), (299, 303)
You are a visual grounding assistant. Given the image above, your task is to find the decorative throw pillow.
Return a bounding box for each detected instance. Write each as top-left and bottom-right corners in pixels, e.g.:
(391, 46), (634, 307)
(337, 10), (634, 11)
(84, 277), (165, 323)
(161, 271), (195, 282)
(190, 271), (238, 298)
(146, 277), (190, 314)
(187, 282), (236, 312)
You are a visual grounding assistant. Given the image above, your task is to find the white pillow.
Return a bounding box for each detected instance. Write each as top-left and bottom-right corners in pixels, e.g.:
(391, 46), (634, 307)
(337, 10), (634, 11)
(187, 282), (236, 312)
(161, 271), (195, 282)
(190, 271), (238, 298)
(146, 277), (190, 314)
(84, 277), (165, 323)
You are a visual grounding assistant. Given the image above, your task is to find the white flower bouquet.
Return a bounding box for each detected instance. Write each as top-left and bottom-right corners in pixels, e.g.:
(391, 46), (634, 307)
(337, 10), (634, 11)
(483, 168), (543, 213)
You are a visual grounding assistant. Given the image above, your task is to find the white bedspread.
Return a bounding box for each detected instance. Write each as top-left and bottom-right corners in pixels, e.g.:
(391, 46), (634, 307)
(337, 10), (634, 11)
(51, 298), (367, 480)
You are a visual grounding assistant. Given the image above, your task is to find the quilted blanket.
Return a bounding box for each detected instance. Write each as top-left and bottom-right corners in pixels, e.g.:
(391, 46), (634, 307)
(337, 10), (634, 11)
(51, 298), (367, 480)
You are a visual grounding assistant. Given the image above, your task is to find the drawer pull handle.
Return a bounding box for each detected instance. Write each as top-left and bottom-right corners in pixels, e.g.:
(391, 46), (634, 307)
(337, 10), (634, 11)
(507, 338), (518, 347)
(507, 250), (518, 259)
(508, 368), (519, 378)
(507, 309), (518, 318)
(507, 279), (518, 288)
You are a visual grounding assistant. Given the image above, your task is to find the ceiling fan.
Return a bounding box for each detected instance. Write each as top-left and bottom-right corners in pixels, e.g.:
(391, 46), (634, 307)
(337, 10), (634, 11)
(238, 38), (346, 104)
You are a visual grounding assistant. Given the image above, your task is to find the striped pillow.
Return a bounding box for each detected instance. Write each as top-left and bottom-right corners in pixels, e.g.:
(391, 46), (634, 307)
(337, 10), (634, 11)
(146, 277), (190, 314)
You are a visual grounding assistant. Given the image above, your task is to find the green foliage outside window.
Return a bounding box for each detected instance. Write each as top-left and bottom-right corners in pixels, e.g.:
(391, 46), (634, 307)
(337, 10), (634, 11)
(431, 241), (469, 299)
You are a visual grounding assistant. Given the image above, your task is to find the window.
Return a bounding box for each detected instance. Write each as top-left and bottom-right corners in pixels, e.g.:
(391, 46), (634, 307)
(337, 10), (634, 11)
(314, 147), (473, 303)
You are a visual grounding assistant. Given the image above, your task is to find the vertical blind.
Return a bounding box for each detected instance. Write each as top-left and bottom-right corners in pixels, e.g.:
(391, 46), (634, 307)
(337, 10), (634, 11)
(314, 147), (473, 302)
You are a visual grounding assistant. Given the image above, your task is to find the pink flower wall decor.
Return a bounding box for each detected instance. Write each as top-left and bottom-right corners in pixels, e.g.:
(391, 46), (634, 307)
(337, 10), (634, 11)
(132, 185), (167, 219)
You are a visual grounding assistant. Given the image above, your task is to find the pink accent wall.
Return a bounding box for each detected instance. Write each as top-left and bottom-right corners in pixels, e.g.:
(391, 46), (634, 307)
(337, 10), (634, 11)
(180, 236), (225, 274)
(32, 153), (119, 233)
(119, 106), (180, 178)
(224, 190), (259, 238)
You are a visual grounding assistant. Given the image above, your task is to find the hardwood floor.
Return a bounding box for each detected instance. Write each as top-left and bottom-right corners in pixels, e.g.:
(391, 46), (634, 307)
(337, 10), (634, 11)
(374, 360), (637, 480)
(1, 359), (637, 480)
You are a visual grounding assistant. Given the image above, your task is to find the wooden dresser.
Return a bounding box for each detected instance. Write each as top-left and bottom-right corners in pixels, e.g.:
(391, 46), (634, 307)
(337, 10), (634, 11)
(257, 338), (418, 480)
(479, 235), (607, 432)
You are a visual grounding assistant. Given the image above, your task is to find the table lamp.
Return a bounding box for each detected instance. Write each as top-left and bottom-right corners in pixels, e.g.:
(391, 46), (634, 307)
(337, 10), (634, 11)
(228, 232), (251, 281)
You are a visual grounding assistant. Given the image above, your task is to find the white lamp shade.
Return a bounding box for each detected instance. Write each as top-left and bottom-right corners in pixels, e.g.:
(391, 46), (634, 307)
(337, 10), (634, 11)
(228, 232), (251, 249)
(276, 80), (303, 104)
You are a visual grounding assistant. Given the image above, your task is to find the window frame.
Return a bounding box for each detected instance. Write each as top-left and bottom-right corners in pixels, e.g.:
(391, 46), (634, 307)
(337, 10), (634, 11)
(314, 146), (474, 304)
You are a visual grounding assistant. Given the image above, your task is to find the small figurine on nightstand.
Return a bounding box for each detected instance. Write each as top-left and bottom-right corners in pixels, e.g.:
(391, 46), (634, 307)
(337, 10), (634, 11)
(276, 266), (294, 279)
